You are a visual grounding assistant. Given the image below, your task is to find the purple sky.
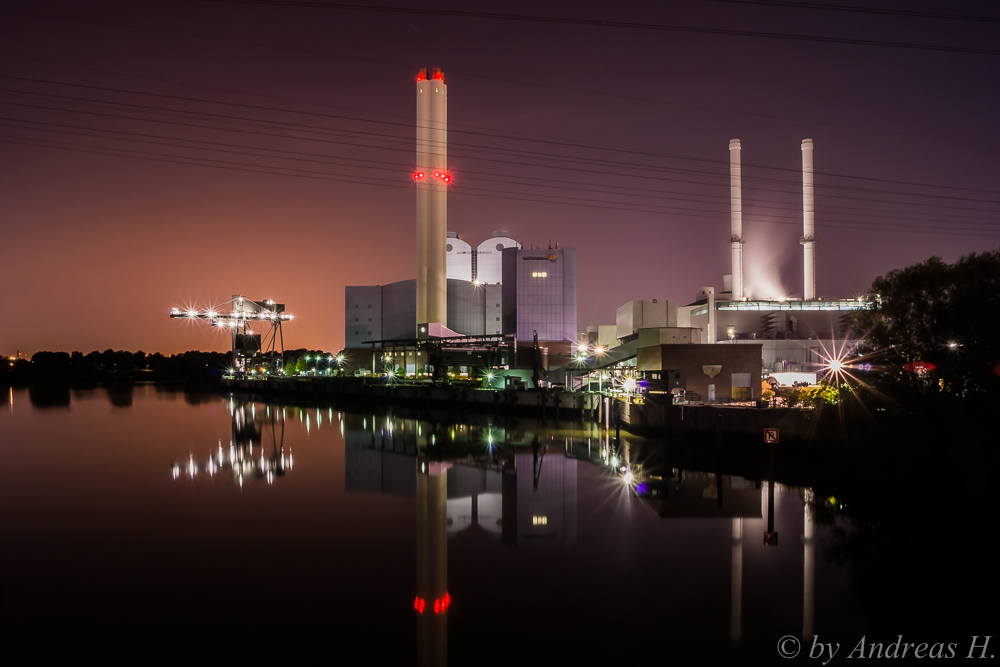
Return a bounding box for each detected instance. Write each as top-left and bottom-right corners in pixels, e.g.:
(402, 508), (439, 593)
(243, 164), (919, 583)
(1, 1), (998, 354)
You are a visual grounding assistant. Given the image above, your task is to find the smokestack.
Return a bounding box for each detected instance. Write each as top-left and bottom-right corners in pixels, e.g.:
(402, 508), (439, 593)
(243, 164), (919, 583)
(801, 139), (816, 300)
(416, 68), (448, 331)
(729, 139), (744, 300)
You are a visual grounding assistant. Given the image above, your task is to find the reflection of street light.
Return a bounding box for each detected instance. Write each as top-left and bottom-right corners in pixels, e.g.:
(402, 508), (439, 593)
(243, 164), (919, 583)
(624, 471), (633, 485)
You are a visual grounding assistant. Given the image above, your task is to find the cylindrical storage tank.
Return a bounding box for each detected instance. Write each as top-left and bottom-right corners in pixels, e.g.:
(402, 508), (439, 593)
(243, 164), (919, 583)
(445, 232), (473, 282)
(475, 232), (519, 284)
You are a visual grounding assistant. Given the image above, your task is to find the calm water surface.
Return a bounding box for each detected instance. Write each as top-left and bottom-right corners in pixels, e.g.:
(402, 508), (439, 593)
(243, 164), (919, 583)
(0, 385), (861, 663)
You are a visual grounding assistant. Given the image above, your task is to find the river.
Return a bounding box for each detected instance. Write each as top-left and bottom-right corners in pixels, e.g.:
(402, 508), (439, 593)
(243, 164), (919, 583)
(1, 384), (863, 663)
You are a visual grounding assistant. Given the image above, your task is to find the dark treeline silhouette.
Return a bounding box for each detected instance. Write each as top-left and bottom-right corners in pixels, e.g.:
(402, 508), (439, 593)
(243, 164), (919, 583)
(1, 348), (340, 387)
(2, 350), (232, 386)
(808, 249), (1000, 641)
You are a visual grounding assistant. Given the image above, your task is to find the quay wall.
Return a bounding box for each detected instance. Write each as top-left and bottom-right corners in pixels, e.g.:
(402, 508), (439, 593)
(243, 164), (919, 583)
(223, 378), (820, 444)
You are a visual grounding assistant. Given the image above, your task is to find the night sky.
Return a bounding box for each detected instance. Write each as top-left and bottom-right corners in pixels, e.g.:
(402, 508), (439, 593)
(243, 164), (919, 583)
(2, 1), (997, 355)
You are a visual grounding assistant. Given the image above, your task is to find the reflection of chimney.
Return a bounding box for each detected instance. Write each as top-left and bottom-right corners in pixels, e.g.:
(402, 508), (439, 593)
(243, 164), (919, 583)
(800, 139), (816, 300)
(416, 68), (448, 332)
(729, 139), (744, 300)
(730, 518), (743, 642)
(416, 461), (449, 667)
(803, 489), (815, 641)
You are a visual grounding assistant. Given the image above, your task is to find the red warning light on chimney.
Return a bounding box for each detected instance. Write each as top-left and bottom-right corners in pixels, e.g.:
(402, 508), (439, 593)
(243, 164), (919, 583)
(414, 593), (450, 614)
(413, 171), (425, 182)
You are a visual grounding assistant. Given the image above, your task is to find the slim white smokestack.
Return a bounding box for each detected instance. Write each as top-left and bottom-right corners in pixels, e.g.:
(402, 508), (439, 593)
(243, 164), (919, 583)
(801, 139), (816, 300)
(729, 139), (744, 300)
(416, 68), (448, 330)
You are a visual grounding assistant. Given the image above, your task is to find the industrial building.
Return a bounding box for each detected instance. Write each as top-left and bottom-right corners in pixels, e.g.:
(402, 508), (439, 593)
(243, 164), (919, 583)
(340, 68), (861, 395)
(584, 138), (865, 390)
(446, 230), (519, 284)
(342, 69), (577, 374)
(345, 278), (503, 350)
(345, 237), (577, 370)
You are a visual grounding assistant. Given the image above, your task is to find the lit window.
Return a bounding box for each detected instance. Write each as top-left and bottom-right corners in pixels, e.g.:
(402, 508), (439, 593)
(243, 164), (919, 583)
(531, 271), (548, 278)
(532, 515), (547, 526)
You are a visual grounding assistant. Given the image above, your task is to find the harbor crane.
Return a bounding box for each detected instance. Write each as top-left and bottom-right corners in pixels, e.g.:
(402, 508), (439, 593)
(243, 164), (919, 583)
(169, 295), (293, 375)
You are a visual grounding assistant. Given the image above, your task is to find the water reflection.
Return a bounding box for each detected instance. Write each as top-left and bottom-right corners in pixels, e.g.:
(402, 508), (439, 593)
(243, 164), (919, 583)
(105, 385), (133, 408)
(171, 399), (291, 486)
(339, 410), (824, 663)
(344, 415), (579, 549)
(28, 384), (70, 409)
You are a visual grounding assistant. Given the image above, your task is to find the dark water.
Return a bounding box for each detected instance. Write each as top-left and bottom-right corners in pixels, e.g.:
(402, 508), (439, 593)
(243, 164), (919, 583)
(0, 385), (863, 664)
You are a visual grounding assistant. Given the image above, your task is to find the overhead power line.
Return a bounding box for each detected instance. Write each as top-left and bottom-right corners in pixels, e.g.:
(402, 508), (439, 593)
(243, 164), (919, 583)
(5, 95), (1000, 216)
(707, 0), (1000, 24)
(2, 75), (998, 199)
(4, 17), (997, 149)
(213, 1), (1000, 56)
(3, 130), (997, 237)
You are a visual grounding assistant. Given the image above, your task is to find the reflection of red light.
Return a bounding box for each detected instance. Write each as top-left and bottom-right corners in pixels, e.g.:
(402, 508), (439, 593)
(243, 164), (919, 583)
(414, 597), (420, 611)
(434, 599), (440, 614)
(414, 597), (425, 614)
(444, 592), (450, 608)
(904, 361), (936, 373)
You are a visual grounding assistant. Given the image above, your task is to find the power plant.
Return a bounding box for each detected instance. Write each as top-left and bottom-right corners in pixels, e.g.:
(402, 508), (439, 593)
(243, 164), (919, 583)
(344, 69), (577, 378)
(292, 70), (871, 397)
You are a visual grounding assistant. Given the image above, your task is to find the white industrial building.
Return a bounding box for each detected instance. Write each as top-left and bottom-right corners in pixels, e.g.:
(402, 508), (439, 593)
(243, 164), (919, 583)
(446, 231), (520, 285)
(343, 69), (577, 359)
(592, 139), (864, 385)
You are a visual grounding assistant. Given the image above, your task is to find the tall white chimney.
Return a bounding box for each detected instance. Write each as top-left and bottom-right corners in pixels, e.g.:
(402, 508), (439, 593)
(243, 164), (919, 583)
(801, 139), (816, 300)
(416, 68), (448, 331)
(729, 139), (744, 300)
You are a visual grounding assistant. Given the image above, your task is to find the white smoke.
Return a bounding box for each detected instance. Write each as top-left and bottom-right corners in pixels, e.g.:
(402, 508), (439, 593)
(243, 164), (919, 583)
(743, 217), (794, 300)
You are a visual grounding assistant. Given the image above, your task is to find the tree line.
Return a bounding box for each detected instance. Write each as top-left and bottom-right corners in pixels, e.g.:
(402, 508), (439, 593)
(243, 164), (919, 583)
(0, 348), (338, 386)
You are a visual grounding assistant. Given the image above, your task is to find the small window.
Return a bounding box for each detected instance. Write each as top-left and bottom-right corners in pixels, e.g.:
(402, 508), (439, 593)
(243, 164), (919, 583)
(368, 304), (372, 308)
(496, 317), (500, 321)
(354, 304), (359, 309)
(496, 303), (500, 307)
(354, 317), (358, 322)
(368, 317), (372, 322)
